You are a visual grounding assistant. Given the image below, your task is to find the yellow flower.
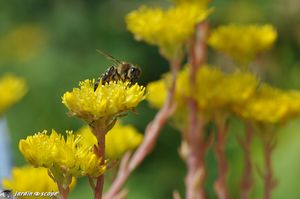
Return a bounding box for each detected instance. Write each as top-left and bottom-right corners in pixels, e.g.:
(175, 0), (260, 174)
(213, 71), (258, 108)
(2, 166), (58, 198)
(0, 25), (46, 62)
(182, 66), (258, 110)
(208, 24), (277, 66)
(148, 66), (258, 112)
(2, 166), (76, 199)
(233, 84), (300, 123)
(147, 79), (168, 109)
(147, 69), (190, 110)
(77, 122), (143, 160)
(126, 3), (211, 59)
(62, 80), (145, 123)
(19, 129), (105, 178)
(0, 74), (27, 115)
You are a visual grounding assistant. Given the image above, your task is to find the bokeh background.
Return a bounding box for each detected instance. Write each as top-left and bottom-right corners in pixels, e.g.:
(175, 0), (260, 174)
(0, 0), (299, 198)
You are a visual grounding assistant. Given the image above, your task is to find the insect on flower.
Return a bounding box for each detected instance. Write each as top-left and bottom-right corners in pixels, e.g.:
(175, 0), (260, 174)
(94, 49), (142, 91)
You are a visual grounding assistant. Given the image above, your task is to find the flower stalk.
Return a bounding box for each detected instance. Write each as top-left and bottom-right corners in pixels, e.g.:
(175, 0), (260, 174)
(239, 122), (254, 199)
(213, 115), (229, 199)
(90, 120), (110, 199)
(58, 184), (70, 199)
(103, 56), (182, 199)
(184, 22), (209, 199)
(261, 133), (277, 199)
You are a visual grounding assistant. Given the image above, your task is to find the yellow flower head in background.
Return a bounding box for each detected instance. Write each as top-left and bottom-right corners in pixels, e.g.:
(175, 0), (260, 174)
(208, 24), (277, 66)
(213, 71), (259, 108)
(19, 130), (105, 178)
(148, 65), (258, 114)
(2, 166), (76, 199)
(126, 3), (212, 59)
(62, 80), (145, 123)
(147, 69), (189, 110)
(2, 166), (58, 198)
(77, 122), (143, 160)
(0, 74), (27, 115)
(233, 84), (300, 124)
(186, 66), (258, 111)
(0, 25), (46, 63)
(147, 78), (168, 109)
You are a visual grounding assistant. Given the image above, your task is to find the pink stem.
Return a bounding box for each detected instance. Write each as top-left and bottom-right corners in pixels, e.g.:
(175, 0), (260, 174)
(261, 134), (277, 199)
(214, 117), (229, 199)
(185, 22), (209, 199)
(103, 57), (182, 199)
(58, 184), (69, 199)
(92, 124), (106, 199)
(185, 109), (207, 199)
(239, 123), (254, 199)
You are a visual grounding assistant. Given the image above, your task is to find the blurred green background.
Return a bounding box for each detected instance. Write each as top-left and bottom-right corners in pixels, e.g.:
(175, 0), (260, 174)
(0, 0), (299, 198)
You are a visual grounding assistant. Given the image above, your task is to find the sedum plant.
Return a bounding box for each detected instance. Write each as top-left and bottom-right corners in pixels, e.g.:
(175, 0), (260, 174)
(4, 0), (300, 199)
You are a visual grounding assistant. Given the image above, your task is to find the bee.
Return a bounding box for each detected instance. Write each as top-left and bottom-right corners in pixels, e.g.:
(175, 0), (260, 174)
(94, 49), (142, 91)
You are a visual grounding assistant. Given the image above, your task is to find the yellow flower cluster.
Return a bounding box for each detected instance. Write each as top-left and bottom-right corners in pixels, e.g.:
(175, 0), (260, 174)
(191, 68), (258, 110)
(233, 85), (300, 123)
(62, 80), (145, 123)
(208, 24), (277, 66)
(126, 3), (211, 59)
(0, 74), (27, 115)
(19, 130), (105, 178)
(2, 166), (76, 199)
(77, 122), (143, 160)
(2, 166), (58, 198)
(147, 79), (168, 109)
(0, 25), (45, 62)
(147, 66), (300, 125)
(147, 66), (258, 112)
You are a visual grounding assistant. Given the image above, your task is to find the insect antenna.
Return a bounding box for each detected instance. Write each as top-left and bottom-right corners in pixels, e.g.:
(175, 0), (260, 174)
(96, 49), (122, 64)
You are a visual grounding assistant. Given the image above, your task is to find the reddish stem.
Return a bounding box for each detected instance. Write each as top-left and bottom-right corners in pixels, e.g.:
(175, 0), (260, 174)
(58, 184), (70, 199)
(261, 134), (277, 199)
(239, 123), (254, 199)
(92, 123), (106, 199)
(214, 117), (229, 199)
(184, 22), (209, 199)
(185, 109), (207, 199)
(128, 57), (180, 171)
(188, 22), (208, 72)
(103, 57), (182, 199)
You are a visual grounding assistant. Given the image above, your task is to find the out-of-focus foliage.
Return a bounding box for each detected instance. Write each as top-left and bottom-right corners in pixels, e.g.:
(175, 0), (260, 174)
(0, 25), (46, 64)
